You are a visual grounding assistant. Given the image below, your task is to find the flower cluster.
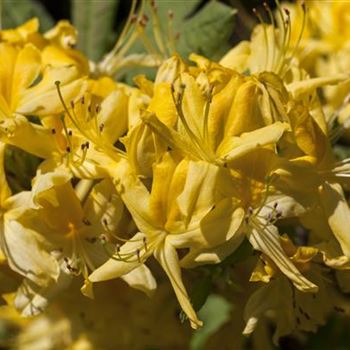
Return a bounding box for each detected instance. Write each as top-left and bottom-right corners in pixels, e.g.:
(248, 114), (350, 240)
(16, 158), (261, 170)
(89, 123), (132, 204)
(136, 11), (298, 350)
(1, 1), (350, 348)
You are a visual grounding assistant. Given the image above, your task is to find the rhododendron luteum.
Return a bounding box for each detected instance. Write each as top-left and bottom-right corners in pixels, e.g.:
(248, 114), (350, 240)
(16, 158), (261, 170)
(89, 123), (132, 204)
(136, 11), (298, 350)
(1, 1), (350, 348)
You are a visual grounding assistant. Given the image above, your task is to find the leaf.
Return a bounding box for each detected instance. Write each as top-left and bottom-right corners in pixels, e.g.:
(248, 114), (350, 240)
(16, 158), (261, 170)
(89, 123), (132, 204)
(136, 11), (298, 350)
(4, 145), (42, 194)
(177, 0), (237, 60)
(72, 0), (119, 61)
(2, 0), (54, 31)
(190, 294), (232, 350)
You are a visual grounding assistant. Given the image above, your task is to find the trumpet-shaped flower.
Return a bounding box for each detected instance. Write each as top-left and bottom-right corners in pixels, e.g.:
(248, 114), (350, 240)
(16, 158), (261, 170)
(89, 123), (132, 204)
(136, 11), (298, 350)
(88, 154), (245, 329)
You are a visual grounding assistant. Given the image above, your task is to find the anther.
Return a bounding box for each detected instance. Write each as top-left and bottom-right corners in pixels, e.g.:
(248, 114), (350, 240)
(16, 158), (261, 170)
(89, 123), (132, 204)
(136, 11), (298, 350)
(99, 123), (105, 132)
(95, 105), (101, 114)
(100, 234), (108, 244)
(68, 130), (73, 136)
(143, 237), (148, 251)
(83, 218), (91, 226)
(168, 10), (173, 19)
(55, 80), (61, 87)
(66, 146), (71, 153)
(70, 100), (75, 109)
(334, 306), (345, 313)
(284, 8), (290, 16)
(51, 128), (56, 134)
(81, 96), (85, 104)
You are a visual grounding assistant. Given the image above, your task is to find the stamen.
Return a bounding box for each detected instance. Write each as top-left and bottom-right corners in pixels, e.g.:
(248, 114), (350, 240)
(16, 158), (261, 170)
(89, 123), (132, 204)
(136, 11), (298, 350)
(170, 83), (213, 162)
(149, 0), (167, 57)
(167, 10), (176, 54)
(253, 8), (270, 71)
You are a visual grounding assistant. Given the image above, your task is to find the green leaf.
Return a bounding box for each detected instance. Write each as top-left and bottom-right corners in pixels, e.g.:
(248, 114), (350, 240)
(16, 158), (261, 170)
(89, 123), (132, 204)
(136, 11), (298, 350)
(190, 294), (232, 350)
(2, 0), (54, 31)
(5, 145), (42, 194)
(177, 0), (237, 60)
(334, 144), (350, 161)
(72, 0), (120, 61)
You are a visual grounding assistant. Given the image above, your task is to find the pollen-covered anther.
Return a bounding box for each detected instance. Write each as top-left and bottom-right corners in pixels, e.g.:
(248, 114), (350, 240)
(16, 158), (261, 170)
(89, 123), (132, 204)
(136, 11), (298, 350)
(99, 234), (109, 245)
(139, 15), (149, 27)
(143, 236), (148, 251)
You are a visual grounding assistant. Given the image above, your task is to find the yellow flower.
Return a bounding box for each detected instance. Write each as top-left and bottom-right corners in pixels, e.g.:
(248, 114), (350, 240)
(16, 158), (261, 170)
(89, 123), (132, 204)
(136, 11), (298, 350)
(244, 235), (348, 343)
(1, 18), (89, 75)
(142, 57), (289, 166)
(88, 154), (245, 329)
(1, 170), (149, 316)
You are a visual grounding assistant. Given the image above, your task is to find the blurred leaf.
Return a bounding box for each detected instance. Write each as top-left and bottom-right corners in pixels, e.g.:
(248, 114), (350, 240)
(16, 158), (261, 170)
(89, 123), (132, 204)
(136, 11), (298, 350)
(4, 145), (42, 194)
(2, 0), (54, 31)
(191, 276), (213, 312)
(334, 144), (350, 161)
(72, 0), (120, 61)
(190, 294), (231, 350)
(219, 238), (253, 267)
(177, 0), (237, 60)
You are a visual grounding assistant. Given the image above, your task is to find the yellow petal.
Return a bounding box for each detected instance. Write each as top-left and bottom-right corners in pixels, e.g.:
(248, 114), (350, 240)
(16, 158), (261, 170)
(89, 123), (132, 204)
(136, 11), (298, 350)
(218, 122), (288, 162)
(88, 232), (151, 283)
(154, 239), (202, 329)
(121, 264), (157, 298)
(247, 221), (318, 292)
(0, 142), (11, 206)
(319, 182), (350, 257)
(0, 115), (57, 158)
(11, 44), (41, 111)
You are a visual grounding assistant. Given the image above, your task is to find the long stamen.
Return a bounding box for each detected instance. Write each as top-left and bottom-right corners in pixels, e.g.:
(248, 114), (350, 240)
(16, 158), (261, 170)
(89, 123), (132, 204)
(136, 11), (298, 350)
(289, 1), (307, 67)
(150, 0), (167, 57)
(253, 8), (270, 71)
(167, 10), (176, 54)
(263, 2), (277, 71)
(171, 83), (212, 161)
(202, 85), (213, 145)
